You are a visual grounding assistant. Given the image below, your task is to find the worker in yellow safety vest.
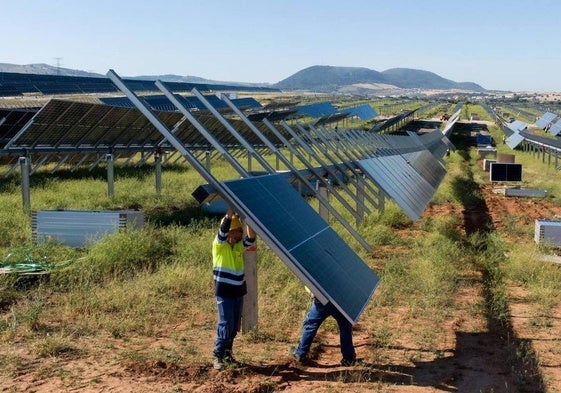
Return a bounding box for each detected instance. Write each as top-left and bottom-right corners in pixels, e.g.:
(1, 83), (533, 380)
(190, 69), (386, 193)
(211, 208), (256, 370)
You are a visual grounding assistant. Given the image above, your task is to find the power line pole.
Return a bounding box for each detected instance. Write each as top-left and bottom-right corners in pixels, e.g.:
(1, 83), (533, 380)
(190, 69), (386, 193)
(54, 57), (62, 75)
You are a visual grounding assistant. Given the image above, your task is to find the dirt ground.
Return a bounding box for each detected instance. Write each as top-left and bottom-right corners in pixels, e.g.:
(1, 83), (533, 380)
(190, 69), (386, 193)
(3, 178), (561, 392)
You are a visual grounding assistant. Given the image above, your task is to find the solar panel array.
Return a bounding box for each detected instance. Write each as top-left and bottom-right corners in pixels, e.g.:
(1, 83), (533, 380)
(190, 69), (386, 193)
(3, 99), (288, 154)
(100, 94), (262, 112)
(0, 71), (279, 97)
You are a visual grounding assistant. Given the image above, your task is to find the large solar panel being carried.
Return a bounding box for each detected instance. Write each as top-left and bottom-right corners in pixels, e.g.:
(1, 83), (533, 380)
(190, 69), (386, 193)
(535, 112), (558, 129)
(223, 174), (380, 324)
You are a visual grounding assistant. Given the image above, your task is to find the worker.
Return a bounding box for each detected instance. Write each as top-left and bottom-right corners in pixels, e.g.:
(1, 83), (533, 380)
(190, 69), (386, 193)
(291, 288), (357, 366)
(211, 207), (256, 370)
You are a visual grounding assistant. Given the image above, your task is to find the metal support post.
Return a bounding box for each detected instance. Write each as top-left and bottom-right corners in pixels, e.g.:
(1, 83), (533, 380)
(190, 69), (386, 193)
(205, 150), (211, 171)
(248, 149), (252, 171)
(19, 157), (31, 213)
(155, 153), (162, 195)
(317, 180), (329, 222)
(106, 154), (115, 199)
(242, 245), (258, 332)
(356, 177), (365, 226)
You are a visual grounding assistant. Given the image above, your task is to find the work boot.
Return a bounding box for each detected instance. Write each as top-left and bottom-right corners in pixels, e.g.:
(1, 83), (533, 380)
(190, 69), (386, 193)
(223, 351), (240, 366)
(212, 356), (225, 370)
(289, 346), (305, 364)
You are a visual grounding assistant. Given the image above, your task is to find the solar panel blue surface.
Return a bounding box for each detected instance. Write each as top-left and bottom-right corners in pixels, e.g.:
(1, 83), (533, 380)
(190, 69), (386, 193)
(549, 119), (561, 136)
(402, 150), (447, 189)
(536, 112), (558, 129)
(230, 97), (262, 109)
(341, 104), (378, 120)
(357, 156), (435, 221)
(294, 102), (338, 118)
(223, 174), (379, 324)
(506, 133), (525, 149)
(100, 94), (264, 112)
(508, 120), (527, 132)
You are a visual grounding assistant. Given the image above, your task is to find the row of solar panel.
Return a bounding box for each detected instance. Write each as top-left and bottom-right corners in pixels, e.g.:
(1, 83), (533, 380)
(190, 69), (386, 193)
(504, 113), (561, 150)
(0, 100), (378, 150)
(0, 71), (279, 97)
(0, 99), (295, 151)
(296, 102), (377, 121)
(100, 94), (263, 112)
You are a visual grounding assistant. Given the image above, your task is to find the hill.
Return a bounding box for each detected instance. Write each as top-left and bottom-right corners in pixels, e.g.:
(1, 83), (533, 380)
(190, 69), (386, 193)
(273, 65), (386, 91)
(0, 63), (103, 78)
(275, 65), (485, 93)
(381, 67), (485, 91)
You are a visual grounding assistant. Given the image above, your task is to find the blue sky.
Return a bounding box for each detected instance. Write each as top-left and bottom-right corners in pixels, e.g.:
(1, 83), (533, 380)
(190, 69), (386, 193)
(3, 0), (560, 92)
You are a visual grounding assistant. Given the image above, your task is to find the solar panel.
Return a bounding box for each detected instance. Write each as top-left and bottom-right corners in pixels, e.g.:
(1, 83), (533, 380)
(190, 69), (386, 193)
(401, 150), (447, 188)
(406, 130), (453, 161)
(341, 104), (378, 120)
(370, 110), (416, 133)
(506, 133), (525, 149)
(0, 108), (37, 145)
(507, 120), (527, 132)
(536, 112), (558, 129)
(230, 97), (262, 110)
(550, 119), (561, 136)
(294, 102), (338, 118)
(312, 112), (349, 127)
(357, 155), (435, 221)
(490, 163), (522, 182)
(224, 174), (379, 323)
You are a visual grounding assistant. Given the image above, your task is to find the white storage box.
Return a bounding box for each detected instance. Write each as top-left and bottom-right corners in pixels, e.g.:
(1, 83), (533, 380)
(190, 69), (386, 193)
(535, 219), (561, 246)
(32, 210), (143, 247)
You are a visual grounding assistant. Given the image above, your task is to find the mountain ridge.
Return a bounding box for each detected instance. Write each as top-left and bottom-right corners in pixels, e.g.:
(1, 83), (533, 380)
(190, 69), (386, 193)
(274, 65), (485, 92)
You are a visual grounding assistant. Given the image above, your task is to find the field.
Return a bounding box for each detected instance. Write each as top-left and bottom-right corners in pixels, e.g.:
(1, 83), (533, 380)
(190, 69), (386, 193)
(1, 120), (561, 392)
